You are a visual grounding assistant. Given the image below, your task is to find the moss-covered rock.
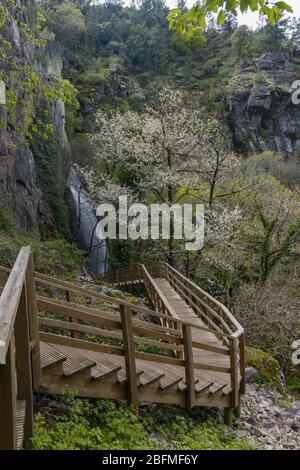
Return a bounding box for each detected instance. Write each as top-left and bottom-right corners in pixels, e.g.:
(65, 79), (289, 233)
(246, 346), (281, 388)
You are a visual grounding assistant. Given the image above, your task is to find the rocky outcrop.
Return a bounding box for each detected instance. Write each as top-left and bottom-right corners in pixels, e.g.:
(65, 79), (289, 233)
(0, 1), (71, 232)
(237, 384), (300, 450)
(226, 52), (300, 157)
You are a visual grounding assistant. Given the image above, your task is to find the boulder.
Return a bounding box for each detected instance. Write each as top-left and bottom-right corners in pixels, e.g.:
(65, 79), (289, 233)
(245, 366), (260, 384)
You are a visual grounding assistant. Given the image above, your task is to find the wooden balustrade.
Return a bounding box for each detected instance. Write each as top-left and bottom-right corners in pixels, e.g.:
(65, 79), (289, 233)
(161, 262), (245, 403)
(0, 247), (41, 450)
(34, 278), (233, 413)
(0, 250), (245, 428)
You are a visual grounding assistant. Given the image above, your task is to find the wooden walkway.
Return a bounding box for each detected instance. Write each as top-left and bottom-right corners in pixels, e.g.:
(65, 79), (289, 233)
(0, 248), (245, 449)
(153, 278), (234, 384)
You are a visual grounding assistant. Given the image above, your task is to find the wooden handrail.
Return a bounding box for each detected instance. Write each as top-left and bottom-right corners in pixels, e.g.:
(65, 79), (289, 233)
(0, 247), (41, 450)
(162, 262), (244, 337)
(29, 268), (234, 338)
(0, 247), (31, 363)
(139, 264), (180, 321)
(162, 262), (245, 401)
(0, 247), (245, 436)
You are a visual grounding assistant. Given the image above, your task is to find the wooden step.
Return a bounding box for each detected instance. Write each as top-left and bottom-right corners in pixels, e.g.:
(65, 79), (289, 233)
(160, 375), (182, 390)
(178, 381), (188, 391)
(209, 383), (227, 395)
(91, 361), (122, 380)
(195, 380), (214, 393)
(40, 342), (66, 370)
(222, 385), (232, 396)
(49, 344), (96, 377)
(16, 400), (26, 450)
(63, 356), (96, 378)
(139, 370), (164, 387)
(118, 368), (144, 385)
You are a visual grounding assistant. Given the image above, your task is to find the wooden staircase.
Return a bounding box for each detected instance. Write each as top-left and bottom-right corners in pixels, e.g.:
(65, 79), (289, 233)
(0, 247), (245, 449)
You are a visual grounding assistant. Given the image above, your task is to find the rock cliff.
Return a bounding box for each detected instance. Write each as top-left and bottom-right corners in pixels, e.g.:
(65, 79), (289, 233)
(0, 1), (71, 233)
(226, 52), (300, 157)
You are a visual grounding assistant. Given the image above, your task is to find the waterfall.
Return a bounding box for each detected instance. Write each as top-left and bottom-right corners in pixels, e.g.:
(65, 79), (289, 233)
(66, 167), (108, 276)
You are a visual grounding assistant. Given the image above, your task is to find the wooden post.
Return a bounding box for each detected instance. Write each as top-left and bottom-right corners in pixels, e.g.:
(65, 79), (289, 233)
(0, 337), (17, 449)
(120, 305), (138, 413)
(221, 310), (226, 346)
(224, 407), (233, 426)
(239, 333), (246, 394)
(230, 336), (239, 407)
(225, 335), (239, 425)
(66, 290), (79, 339)
(15, 287), (33, 440)
(0, 269), (8, 288)
(182, 324), (195, 411)
(26, 252), (41, 389)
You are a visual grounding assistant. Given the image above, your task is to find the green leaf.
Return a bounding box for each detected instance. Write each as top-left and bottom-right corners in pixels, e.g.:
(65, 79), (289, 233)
(250, 0), (259, 12)
(275, 1), (293, 13)
(226, 0), (236, 13)
(217, 9), (225, 25)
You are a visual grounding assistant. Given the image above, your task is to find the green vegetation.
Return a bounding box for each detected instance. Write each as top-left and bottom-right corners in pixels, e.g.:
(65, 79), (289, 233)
(34, 1), (300, 387)
(0, 1), (74, 144)
(246, 346), (282, 389)
(30, 129), (71, 240)
(0, 203), (84, 277)
(27, 394), (254, 450)
(38, 0), (296, 124)
(168, 0), (293, 35)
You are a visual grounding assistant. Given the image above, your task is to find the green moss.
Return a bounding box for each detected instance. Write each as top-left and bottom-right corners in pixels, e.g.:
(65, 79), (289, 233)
(285, 368), (300, 395)
(246, 346), (281, 388)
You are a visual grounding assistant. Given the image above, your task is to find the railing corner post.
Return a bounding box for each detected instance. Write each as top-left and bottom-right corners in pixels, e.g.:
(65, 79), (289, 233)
(239, 333), (246, 394)
(120, 305), (139, 414)
(182, 323), (195, 411)
(229, 336), (239, 410)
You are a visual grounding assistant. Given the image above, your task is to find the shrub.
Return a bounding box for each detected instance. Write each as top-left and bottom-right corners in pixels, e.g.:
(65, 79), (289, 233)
(0, 231), (84, 277)
(27, 395), (255, 450)
(246, 346), (282, 388)
(233, 281), (300, 372)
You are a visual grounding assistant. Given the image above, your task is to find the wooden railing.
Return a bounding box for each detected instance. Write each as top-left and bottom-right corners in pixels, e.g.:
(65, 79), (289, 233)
(33, 267), (237, 412)
(0, 248), (245, 430)
(162, 263), (245, 398)
(139, 264), (180, 329)
(0, 247), (41, 450)
(100, 265), (142, 285)
(135, 263), (245, 408)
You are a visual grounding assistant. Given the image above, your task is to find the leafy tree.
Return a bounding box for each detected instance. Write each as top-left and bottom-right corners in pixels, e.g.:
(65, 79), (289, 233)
(231, 25), (256, 59)
(254, 201), (299, 283)
(168, 0), (293, 37)
(47, 1), (87, 49)
(77, 88), (235, 264)
(255, 18), (291, 53)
